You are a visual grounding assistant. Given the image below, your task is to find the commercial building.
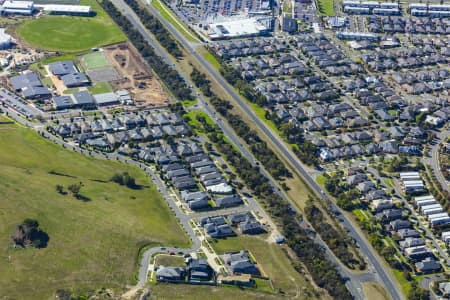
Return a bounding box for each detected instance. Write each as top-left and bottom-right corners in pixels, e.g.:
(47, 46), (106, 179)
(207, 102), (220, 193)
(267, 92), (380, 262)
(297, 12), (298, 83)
(93, 92), (120, 106)
(1, 0), (34, 15)
(205, 15), (272, 40)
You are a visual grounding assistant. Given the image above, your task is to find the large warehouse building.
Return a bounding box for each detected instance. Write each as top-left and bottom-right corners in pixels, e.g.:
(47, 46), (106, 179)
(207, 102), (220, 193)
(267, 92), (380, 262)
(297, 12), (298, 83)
(1, 0), (34, 15)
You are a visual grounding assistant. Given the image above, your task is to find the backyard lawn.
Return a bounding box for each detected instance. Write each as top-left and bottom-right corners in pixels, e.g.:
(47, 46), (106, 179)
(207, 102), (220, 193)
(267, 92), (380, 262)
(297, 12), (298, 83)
(0, 119), (188, 298)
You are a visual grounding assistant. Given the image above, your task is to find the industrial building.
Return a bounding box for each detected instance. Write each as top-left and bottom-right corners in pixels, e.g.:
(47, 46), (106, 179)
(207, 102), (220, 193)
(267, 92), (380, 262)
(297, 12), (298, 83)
(1, 0), (34, 15)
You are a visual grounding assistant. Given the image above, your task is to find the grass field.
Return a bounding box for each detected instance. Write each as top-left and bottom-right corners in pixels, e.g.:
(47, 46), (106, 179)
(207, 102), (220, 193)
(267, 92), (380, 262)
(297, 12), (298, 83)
(151, 283), (288, 299)
(199, 48), (222, 71)
(181, 98), (198, 108)
(185, 110), (215, 134)
(83, 52), (110, 70)
(16, 0), (126, 52)
(316, 0), (335, 16)
(151, 0), (199, 43)
(209, 236), (318, 299)
(363, 282), (391, 300)
(0, 118), (189, 299)
(154, 254), (185, 267)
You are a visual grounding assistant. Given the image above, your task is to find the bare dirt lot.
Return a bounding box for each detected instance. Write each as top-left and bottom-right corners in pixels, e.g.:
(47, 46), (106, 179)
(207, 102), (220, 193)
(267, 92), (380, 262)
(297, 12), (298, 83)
(103, 42), (170, 108)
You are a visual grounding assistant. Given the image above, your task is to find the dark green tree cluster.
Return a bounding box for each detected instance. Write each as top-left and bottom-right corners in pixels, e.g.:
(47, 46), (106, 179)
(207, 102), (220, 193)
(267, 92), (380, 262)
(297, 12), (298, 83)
(305, 201), (364, 269)
(189, 110), (352, 299)
(111, 172), (136, 188)
(190, 68), (212, 97)
(189, 67), (291, 180)
(211, 51), (319, 166)
(11, 219), (49, 249)
(122, 0), (183, 58)
(100, 0), (192, 100)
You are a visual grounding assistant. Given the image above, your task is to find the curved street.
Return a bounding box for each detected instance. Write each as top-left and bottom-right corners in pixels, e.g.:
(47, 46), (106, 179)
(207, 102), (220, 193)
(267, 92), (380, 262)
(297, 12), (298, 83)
(427, 128), (450, 194)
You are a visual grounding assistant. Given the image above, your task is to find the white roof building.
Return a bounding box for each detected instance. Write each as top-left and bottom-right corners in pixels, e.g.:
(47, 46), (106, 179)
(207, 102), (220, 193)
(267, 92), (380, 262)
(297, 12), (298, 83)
(37, 4), (92, 15)
(1, 0), (34, 15)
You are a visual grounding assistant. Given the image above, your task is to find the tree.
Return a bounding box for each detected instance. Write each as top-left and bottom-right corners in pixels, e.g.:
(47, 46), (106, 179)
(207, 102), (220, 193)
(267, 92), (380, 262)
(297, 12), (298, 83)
(67, 183), (82, 198)
(11, 219), (49, 248)
(55, 184), (65, 195)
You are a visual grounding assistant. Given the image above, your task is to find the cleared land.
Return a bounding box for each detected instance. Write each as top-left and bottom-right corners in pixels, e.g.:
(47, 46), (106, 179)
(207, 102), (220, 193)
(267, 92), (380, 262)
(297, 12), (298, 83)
(0, 118), (188, 299)
(15, 0), (126, 52)
(209, 236), (320, 299)
(154, 254), (185, 267)
(103, 42), (170, 107)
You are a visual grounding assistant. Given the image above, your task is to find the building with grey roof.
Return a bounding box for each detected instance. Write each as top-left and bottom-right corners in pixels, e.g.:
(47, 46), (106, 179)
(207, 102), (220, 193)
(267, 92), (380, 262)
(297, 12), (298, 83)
(223, 250), (260, 275)
(155, 266), (186, 282)
(52, 95), (74, 110)
(10, 72), (41, 90)
(93, 92), (120, 106)
(61, 72), (90, 88)
(22, 85), (51, 99)
(48, 61), (77, 76)
(72, 90), (95, 109)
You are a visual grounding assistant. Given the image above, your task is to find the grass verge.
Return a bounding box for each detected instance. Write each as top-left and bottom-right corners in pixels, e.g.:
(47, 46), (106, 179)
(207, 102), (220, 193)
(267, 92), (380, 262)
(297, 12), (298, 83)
(151, 0), (199, 43)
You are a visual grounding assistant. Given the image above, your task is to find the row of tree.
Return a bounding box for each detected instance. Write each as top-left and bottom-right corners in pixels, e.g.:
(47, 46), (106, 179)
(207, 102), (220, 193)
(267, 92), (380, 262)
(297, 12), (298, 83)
(100, 0), (192, 100)
(190, 68), (291, 180)
(209, 50), (320, 166)
(305, 199), (365, 270)
(181, 99), (352, 299)
(122, 0), (183, 58)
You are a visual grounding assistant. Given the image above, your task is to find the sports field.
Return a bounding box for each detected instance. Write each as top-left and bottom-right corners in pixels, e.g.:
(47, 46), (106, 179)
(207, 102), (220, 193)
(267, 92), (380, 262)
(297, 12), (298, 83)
(0, 117), (189, 298)
(15, 0), (126, 52)
(83, 51), (110, 69)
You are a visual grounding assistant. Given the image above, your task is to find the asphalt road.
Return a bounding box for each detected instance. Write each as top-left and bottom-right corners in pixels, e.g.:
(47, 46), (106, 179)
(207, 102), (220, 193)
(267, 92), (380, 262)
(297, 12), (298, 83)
(106, 2), (370, 298)
(428, 128), (450, 194)
(140, 3), (404, 299)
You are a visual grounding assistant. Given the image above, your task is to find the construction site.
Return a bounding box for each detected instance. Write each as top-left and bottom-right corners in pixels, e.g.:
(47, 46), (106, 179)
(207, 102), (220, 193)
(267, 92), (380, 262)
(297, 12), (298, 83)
(103, 42), (170, 108)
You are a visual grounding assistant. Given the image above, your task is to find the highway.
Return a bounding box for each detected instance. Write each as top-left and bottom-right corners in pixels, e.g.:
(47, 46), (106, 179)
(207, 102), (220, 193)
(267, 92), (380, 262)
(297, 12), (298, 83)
(139, 2), (404, 299)
(105, 0), (376, 298)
